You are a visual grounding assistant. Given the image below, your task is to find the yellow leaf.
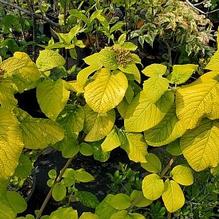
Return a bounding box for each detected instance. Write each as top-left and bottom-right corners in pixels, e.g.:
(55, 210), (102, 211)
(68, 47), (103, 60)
(142, 64), (167, 77)
(205, 50), (219, 71)
(142, 77), (169, 102)
(180, 119), (219, 171)
(125, 91), (174, 132)
(17, 110), (64, 149)
(101, 129), (121, 152)
(162, 180), (185, 213)
(176, 79), (219, 130)
(77, 65), (101, 87)
(142, 174), (164, 200)
(80, 212), (99, 219)
(168, 64), (198, 85)
(171, 165), (193, 186)
(0, 109), (24, 180)
(67, 80), (84, 93)
(36, 50), (65, 71)
(122, 133), (147, 163)
(84, 106), (115, 142)
(84, 68), (128, 113)
(36, 79), (70, 120)
(0, 52), (40, 91)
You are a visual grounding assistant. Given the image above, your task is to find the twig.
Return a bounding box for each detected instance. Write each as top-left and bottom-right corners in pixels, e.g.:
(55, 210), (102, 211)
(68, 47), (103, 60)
(160, 158), (175, 178)
(185, 0), (219, 15)
(36, 157), (74, 219)
(185, 0), (206, 14)
(193, 0), (207, 6)
(0, 0), (59, 27)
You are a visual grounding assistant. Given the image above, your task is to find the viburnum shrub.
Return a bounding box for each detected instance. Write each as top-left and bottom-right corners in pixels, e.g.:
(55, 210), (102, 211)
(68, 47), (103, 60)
(0, 32), (219, 219)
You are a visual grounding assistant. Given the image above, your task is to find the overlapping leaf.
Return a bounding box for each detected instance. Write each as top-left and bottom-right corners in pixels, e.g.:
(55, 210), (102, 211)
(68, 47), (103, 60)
(84, 68), (128, 113)
(37, 79), (70, 120)
(17, 110), (64, 149)
(0, 109), (23, 180)
(121, 133), (147, 163)
(125, 90), (174, 132)
(180, 119), (219, 171)
(162, 180), (185, 213)
(176, 79), (219, 130)
(0, 52), (40, 91)
(144, 105), (186, 146)
(84, 105), (115, 142)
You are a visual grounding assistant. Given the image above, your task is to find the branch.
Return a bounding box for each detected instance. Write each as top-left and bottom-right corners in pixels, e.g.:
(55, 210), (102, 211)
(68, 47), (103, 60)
(185, 0), (206, 14)
(36, 157), (74, 219)
(0, 0), (59, 27)
(185, 0), (219, 15)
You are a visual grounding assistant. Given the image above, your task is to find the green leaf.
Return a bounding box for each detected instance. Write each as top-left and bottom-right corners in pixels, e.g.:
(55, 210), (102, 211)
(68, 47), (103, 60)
(80, 143), (93, 156)
(142, 173), (164, 200)
(118, 34), (126, 45)
(144, 105), (186, 146)
(162, 180), (185, 213)
(110, 21), (125, 34)
(14, 154), (32, 178)
(52, 183), (66, 201)
(79, 212), (99, 219)
(122, 42), (138, 51)
(37, 79), (70, 120)
(95, 194), (118, 219)
(130, 190), (152, 207)
(176, 79), (219, 130)
(17, 110), (64, 149)
(122, 133), (147, 163)
(0, 196), (16, 219)
(58, 105), (84, 133)
(49, 207), (78, 219)
(0, 108), (23, 180)
(48, 169), (57, 179)
(74, 169), (94, 182)
(180, 119), (219, 171)
(93, 141), (110, 162)
(36, 50), (65, 71)
(171, 165), (193, 186)
(119, 63), (141, 83)
(99, 49), (118, 70)
(166, 139), (182, 156)
(107, 193), (131, 210)
(0, 52), (40, 91)
(76, 191), (99, 208)
(101, 129), (121, 152)
(168, 64), (198, 85)
(142, 64), (167, 77)
(62, 168), (75, 186)
(84, 105), (115, 142)
(141, 153), (162, 173)
(84, 68), (128, 113)
(55, 132), (79, 158)
(6, 191), (27, 214)
(125, 91), (174, 132)
(110, 210), (128, 219)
